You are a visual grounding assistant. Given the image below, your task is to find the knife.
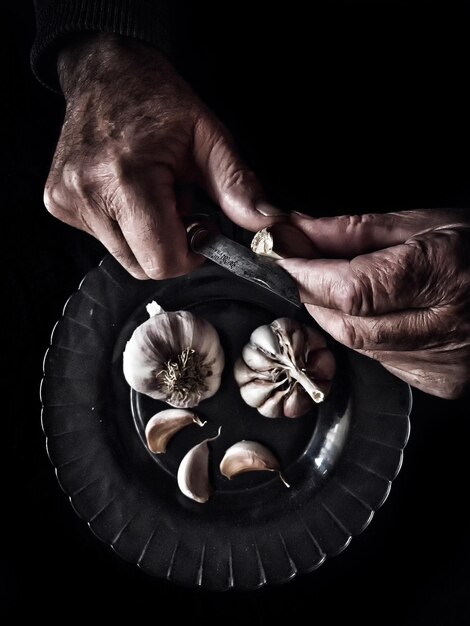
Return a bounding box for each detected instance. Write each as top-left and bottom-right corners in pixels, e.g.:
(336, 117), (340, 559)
(186, 219), (302, 308)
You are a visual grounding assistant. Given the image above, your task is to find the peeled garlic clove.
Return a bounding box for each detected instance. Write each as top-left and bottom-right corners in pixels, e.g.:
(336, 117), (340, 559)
(177, 428), (221, 503)
(145, 409), (205, 454)
(123, 301), (224, 408)
(220, 440), (289, 487)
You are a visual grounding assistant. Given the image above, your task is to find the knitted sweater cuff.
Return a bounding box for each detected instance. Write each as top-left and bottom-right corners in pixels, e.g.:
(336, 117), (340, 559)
(31, 0), (171, 92)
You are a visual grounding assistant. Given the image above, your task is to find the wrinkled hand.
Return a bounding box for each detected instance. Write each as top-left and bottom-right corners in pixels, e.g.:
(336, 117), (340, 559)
(279, 209), (470, 399)
(45, 34), (282, 279)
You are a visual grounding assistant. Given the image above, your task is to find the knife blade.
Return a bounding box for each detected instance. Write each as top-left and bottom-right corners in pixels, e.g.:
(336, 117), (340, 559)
(187, 221), (302, 308)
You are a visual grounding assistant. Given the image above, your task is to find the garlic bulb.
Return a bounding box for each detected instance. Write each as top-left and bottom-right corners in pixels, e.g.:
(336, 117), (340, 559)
(234, 318), (335, 418)
(123, 301), (224, 408)
(177, 427), (221, 503)
(220, 440), (289, 487)
(145, 409), (206, 454)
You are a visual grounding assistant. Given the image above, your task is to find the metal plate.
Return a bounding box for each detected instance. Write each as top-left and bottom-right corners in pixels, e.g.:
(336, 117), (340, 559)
(40, 255), (411, 590)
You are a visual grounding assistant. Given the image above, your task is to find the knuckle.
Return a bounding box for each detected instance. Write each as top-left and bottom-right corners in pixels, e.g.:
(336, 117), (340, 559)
(43, 182), (66, 217)
(337, 318), (365, 350)
(143, 265), (168, 280)
(334, 273), (372, 316)
(222, 165), (257, 193)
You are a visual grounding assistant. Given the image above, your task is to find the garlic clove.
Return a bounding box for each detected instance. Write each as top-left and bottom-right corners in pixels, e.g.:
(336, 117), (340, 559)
(145, 409), (205, 454)
(304, 325), (328, 351)
(177, 428), (221, 503)
(241, 343), (276, 372)
(249, 324), (280, 357)
(220, 440), (290, 487)
(306, 347), (336, 381)
(251, 223), (320, 260)
(283, 385), (312, 418)
(257, 387), (289, 418)
(233, 358), (270, 386)
(239, 378), (286, 409)
(251, 228), (281, 259)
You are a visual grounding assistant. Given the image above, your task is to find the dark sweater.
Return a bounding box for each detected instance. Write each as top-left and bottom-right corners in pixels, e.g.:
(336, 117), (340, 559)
(31, 0), (172, 90)
(30, 1), (470, 216)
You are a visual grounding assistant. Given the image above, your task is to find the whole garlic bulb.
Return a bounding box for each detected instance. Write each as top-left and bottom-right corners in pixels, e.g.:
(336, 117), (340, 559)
(234, 318), (335, 418)
(123, 301), (224, 408)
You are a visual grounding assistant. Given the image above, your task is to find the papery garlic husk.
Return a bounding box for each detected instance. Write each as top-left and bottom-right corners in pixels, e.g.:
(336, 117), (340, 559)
(123, 301), (224, 408)
(220, 440), (289, 487)
(234, 318), (335, 418)
(251, 223), (319, 260)
(145, 409), (206, 454)
(177, 427), (221, 503)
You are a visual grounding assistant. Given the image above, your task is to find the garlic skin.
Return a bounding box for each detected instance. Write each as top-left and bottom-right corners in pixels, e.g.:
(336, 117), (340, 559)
(251, 223), (319, 260)
(145, 409), (206, 454)
(220, 440), (289, 487)
(123, 302), (224, 408)
(234, 318), (335, 418)
(177, 428), (221, 503)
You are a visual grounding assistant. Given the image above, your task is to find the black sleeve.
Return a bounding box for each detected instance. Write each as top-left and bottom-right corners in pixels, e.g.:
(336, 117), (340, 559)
(31, 0), (173, 91)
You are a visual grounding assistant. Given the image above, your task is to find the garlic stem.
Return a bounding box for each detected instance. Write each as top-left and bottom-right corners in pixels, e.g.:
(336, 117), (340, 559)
(288, 368), (325, 403)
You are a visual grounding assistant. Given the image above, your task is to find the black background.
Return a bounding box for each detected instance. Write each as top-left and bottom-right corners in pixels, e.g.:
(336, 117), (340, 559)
(3, 1), (470, 622)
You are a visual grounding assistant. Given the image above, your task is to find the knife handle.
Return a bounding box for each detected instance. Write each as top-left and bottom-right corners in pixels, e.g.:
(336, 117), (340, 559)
(185, 216), (219, 253)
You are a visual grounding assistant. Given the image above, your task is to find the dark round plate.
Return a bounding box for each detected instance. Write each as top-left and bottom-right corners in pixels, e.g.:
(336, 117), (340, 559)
(40, 255), (411, 590)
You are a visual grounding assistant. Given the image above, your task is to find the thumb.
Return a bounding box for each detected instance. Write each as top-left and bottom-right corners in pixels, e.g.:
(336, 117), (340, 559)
(289, 209), (464, 258)
(193, 115), (286, 230)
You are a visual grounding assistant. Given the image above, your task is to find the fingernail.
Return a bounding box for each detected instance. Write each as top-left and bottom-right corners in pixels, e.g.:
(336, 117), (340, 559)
(255, 201), (289, 217)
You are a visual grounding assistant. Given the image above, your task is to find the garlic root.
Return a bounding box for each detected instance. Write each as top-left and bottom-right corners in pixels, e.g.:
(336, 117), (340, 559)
(145, 409), (206, 454)
(220, 440), (290, 488)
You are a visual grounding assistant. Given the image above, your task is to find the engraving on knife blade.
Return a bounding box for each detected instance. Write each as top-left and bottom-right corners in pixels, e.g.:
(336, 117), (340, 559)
(195, 232), (301, 307)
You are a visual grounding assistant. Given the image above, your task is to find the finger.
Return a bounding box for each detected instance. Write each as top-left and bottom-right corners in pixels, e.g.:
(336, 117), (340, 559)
(380, 361), (468, 399)
(305, 304), (445, 352)
(44, 187), (149, 279)
(88, 216), (148, 279)
(193, 116), (287, 230)
(278, 237), (438, 316)
(289, 209), (465, 258)
(117, 168), (203, 279)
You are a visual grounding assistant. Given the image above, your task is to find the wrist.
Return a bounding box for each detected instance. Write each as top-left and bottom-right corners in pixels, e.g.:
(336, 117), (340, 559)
(57, 33), (170, 99)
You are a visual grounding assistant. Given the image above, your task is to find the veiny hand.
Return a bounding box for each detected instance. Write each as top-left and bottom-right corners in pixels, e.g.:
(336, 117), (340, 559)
(279, 209), (470, 399)
(44, 34), (283, 279)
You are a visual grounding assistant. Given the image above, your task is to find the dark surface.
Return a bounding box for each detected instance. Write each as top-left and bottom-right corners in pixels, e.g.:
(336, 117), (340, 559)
(3, 0), (470, 622)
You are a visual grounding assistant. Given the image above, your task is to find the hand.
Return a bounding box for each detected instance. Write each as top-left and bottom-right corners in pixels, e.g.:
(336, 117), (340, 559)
(44, 34), (283, 279)
(279, 209), (470, 399)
